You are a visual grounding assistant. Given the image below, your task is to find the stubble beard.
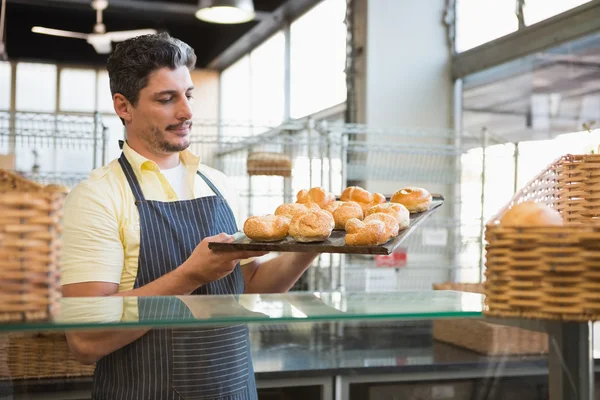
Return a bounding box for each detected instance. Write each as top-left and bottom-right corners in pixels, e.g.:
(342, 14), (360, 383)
(149, 125), (190, 153)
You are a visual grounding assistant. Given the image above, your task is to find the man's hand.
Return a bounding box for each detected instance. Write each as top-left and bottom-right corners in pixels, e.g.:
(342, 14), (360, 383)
(181, 233), (268, 286)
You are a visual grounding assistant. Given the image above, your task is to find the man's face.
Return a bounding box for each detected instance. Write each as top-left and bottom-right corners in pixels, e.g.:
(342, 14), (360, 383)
(128, 66), (194, 154)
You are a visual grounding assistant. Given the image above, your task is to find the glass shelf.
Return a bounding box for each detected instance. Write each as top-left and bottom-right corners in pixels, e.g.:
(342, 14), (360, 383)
(1, 290), (484, 333)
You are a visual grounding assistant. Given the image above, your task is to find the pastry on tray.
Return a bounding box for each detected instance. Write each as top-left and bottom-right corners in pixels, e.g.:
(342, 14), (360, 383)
(390, 187), (432, 213)
(296, 187), (336, 209)
(243, 215), (290, 242)
(344, 212), (399, 246)
(365, 202), (409, 230)
(324, 201), (364, 230)
(275, 202), (320, 221)
(340, 186), (386, 213)
(288, 210), (335, 243)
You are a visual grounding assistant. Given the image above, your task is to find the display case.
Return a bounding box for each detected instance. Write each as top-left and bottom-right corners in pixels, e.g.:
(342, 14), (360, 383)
(0, 290), (594, 400)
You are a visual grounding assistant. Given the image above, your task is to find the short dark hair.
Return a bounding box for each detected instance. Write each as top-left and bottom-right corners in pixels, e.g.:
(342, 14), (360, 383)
(106, 32), (197, 106)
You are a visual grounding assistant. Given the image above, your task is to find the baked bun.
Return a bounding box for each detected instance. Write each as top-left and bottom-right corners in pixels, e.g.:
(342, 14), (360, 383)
(340, 186), (386, 213)
(296, 187), (336, 209)
(275, 202), (320, 221)
(366, 203), (410, 230)
(344, 213), (398, 246)
(499, 201), (563, 227)
(289, 210), (334, 243)
(363, 212), (400, 238)
(325, 201), (364, 230)
(243, 215), (290, 242)
(391, 187), (432, 213)
(43, 184), (70, 194)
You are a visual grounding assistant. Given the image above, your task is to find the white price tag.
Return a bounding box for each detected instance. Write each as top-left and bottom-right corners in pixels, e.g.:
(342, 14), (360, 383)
(421, 228), (448, 247)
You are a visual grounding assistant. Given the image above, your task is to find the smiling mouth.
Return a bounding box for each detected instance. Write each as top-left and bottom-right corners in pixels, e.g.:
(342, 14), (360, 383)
(167, 123), (191, 135)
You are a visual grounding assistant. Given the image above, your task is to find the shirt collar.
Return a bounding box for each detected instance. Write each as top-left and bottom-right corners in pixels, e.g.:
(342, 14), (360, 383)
(122, 141), (201, 174)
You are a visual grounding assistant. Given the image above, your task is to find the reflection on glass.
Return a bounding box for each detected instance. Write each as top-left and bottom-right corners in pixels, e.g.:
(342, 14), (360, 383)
(0, 291), (484, 331)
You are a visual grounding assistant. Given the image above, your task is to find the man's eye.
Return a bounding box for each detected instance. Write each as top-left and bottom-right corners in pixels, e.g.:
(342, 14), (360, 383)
(186, 95), (194, 101)
(158, 98), (172, 104)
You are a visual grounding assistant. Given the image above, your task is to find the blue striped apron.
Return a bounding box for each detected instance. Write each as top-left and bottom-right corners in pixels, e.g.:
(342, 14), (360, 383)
(91, 153), (257, 400)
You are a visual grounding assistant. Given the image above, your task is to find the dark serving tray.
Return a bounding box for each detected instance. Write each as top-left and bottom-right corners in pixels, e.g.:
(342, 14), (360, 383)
(208, 195), (444, 255)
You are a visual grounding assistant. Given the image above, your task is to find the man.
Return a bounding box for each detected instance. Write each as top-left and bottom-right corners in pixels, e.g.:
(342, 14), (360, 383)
(60, 33), (317, 400)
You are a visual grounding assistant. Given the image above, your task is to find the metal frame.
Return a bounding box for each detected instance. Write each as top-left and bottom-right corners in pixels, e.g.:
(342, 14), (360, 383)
(257, 376), (333, 400)
(452, 0), (600, 79)
(334, 366), (548, 400)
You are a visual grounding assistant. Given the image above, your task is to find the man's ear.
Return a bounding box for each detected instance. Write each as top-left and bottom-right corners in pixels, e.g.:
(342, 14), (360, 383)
(114, 94), (133, 124)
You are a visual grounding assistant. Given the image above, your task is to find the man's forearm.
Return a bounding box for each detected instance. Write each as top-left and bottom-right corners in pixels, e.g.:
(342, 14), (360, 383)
(64, 261), (206, 364)
(115, 260), (205, 297)
(244, 252), (318, 293)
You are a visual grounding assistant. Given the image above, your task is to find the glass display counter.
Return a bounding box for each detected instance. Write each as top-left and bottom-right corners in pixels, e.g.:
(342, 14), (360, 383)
(0, 291), (593, 400)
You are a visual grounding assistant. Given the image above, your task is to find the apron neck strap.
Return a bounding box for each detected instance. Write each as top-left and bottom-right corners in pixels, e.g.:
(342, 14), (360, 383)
(118, 153), (146, 202)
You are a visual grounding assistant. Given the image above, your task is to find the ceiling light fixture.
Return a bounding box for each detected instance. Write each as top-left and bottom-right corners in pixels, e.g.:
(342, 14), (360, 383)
(195, 0), (255, 24)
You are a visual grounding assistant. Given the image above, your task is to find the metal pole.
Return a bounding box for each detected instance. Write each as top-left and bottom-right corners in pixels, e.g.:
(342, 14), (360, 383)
(478, 127), (488, 283)
(452, 78), (463, 282)
(547, 322), (594, 400)
(283, 22), (291, 122)
(513, 142), (519, 194)
(8, 61), (16, 156)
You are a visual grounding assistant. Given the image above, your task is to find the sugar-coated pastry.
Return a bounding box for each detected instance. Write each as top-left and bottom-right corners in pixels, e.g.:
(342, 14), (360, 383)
(363, 213), (400, 238)
(344, 219), (388, 246)
(366, 203), (410, 230)
(499, 201), (563, 227)
(275, 202), (320, 221)
(296, 187), (336, 209)
(390, 187), (432, 213)
(325, 201), (364, 230)
(288, 210), (335, 243)
(340, 186), (386, 213)
(344, 213), (400, 246)
(42, 184), (70, 194)
(243, 215), (290, 242)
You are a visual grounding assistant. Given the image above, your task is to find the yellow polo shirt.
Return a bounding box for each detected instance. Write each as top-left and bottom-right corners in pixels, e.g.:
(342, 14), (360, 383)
(60, 142), (245, 293)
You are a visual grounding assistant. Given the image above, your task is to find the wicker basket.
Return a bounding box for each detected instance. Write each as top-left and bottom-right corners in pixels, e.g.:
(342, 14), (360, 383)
(432, 283), (548, 355)
(485, 154), (600, 321)
(0, 169), (66, 322)
(0, 333), (95, 380)
(247, 152), (292, 177)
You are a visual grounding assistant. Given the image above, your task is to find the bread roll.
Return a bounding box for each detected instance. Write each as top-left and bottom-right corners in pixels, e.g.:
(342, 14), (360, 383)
(325, 201), (364, 230)
(345, 219), (388, 246)
(366, 203), (410, 230)
(289, 210), (335, 243)
(243, 215), (290, 242)
(43, 184), (70, 194)
(344, 214), (398, 246)
(275, 203), (320, 221)
(391, 187), (432, 213)
(364, 212), (400, 238)
(499, 201), (563, 227)
(296, 187), (336, 209)
(340, 186), (386, 213)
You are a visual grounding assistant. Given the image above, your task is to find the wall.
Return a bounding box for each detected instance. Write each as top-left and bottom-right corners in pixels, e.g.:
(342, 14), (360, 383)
(189, 69), (220, 167)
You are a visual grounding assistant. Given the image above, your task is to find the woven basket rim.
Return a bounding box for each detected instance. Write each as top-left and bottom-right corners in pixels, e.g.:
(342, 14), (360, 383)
(486, 153), (600, 225)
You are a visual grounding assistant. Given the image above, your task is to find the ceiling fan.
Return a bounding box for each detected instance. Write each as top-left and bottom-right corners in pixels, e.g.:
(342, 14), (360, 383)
(31, 0), (157, 54)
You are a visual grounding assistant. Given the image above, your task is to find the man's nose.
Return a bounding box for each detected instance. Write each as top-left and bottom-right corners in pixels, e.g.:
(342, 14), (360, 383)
(177, 96), (193, 121)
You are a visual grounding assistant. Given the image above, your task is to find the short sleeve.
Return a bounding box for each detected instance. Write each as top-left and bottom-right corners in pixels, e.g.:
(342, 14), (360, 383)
(60, 181), (125, 286)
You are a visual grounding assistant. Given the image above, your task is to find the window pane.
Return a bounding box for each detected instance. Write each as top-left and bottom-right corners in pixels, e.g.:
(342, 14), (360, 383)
(0, 62), (10, 110)
(525, 0), (590, 25)
(60, 68), (96, 112)
(290, 0), (347, 118)
(220, 55), (252, 137)
(101, 114), (126, 163)
(455, 0), (517, 52)
(16, 63), (57, 112)
(250, 32), (284, 129)
(97, 70), (114, 113)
